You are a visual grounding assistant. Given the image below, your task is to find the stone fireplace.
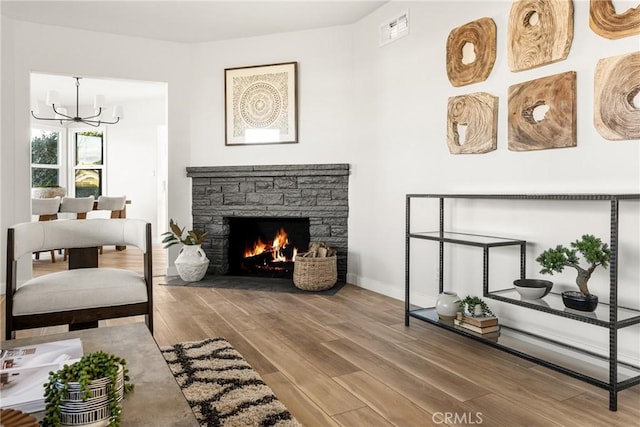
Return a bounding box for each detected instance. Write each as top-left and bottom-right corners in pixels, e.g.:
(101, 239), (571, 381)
(186, 164), (349, 282)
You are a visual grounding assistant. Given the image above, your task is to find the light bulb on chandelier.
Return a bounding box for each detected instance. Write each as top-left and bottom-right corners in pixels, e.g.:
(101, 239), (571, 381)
(31, 76), (122, 127)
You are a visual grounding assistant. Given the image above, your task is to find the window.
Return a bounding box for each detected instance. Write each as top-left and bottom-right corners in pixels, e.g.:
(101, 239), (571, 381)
(74, 131), (104, 197)
(31, 128), (62, 187)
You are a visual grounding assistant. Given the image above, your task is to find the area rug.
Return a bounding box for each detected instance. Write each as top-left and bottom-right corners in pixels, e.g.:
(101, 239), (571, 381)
(160, 275), (345, 295)
(160, 337), (301, 427)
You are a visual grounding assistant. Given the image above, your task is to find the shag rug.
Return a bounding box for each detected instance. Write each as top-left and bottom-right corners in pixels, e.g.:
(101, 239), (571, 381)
(161, 338), (301, 427)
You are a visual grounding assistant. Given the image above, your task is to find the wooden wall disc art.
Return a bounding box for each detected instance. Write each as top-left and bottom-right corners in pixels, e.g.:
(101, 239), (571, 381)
(447, 92), (498, 154)
(508, 71), (577, 151)
(594, 52), (640, 140)
(446, 17), (497, 87)
(590, 0), (640, 39)
(508, 0), (574, 72)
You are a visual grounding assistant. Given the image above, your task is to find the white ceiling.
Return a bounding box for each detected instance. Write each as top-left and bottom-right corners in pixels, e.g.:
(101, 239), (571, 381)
(1, 0), (387, 44)
(10, 1), (387, 110)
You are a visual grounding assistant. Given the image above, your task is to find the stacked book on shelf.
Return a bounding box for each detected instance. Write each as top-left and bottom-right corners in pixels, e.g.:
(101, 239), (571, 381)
(0, 338), (83, 413)
(454, 313), (500, 339)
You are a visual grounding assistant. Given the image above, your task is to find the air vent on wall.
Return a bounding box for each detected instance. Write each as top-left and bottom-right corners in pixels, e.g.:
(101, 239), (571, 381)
(379, 10), (409, 47)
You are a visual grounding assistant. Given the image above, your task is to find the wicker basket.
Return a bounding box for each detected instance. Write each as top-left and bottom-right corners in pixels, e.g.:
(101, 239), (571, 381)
(293, 254), (337, 291)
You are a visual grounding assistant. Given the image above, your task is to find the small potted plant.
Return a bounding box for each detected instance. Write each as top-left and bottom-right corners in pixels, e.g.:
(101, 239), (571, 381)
(458, 295), (495, 317)
(536, 234), (611, 312)
(42, 351), (133, 427)
(162, 219), (209, 281)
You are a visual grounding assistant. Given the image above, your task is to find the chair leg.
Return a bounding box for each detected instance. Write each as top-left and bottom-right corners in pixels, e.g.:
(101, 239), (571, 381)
(50, 249), (56, 263)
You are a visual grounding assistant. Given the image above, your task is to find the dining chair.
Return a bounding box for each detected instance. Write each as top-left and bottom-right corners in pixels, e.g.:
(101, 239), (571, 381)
(96, 195), (127, 253)
(60, 196), (95, 260)
(32, 196), (61, 262)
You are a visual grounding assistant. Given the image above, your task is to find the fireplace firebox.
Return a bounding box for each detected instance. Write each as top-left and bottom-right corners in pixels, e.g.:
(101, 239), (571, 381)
(228, 217), (310, 278)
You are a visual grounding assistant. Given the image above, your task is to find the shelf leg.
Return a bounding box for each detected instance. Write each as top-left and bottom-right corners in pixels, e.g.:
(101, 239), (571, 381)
(483, 247), (489, 296)
(609, 199), (620, 411)
(520, 242), (526, 280)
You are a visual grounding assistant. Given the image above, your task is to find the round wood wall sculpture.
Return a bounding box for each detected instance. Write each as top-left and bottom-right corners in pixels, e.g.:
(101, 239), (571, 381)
(590, 0), (640, 39)
(446, 17), (497, 87)
(447, 92), (498, 154)
(594, 52), (640, 140)
(508, 0), (574, 72)
(508, 71), (577, 151)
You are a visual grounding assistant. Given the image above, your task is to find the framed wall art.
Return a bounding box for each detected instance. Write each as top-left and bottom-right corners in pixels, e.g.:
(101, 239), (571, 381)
(224, 62), (298, 145)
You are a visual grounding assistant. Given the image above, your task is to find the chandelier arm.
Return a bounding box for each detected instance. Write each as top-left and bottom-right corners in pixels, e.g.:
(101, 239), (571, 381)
(51, 104), (74, 119)
(83, 108), (103, 120)
(31, 111), (73, 122)
(81, 120), (102, 127)
(92, 117), (120, 125)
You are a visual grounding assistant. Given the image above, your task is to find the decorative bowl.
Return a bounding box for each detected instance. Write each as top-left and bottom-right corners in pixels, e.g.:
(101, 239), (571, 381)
(513, 279), (553, 300)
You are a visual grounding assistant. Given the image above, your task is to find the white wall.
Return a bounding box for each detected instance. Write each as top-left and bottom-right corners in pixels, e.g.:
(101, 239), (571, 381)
(95, 96), (167, 241)
(188, 24), (357, 167)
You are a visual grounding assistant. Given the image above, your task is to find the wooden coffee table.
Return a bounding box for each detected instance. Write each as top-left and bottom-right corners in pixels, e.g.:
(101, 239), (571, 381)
(1, 323), (198, 426)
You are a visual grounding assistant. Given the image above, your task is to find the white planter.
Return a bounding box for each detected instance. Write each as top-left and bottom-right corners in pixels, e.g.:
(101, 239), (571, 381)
(175, 244), (209, 282)
(58, 364), (124, 426)
(435, 291), (460, 319)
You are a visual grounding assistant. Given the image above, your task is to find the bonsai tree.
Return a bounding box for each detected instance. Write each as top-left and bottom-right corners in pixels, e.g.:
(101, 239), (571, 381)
(161, 218), (207, 248)
(536, 234), (611, 296)
(42, 351), (133, 427)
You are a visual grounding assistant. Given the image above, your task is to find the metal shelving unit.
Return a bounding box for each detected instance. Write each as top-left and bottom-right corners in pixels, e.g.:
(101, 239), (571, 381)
(404, 193), (640, 411)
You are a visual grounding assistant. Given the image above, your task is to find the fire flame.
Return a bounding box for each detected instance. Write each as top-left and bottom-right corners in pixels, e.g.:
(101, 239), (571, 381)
(243, 228), (298, 262)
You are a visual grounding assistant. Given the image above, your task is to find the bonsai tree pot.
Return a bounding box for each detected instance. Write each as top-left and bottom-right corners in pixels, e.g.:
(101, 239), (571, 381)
(562, 291), (598, 312)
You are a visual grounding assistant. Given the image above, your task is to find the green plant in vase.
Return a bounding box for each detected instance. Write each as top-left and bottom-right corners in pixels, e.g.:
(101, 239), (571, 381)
(161, 218), (207, 248)
(458, 295), (494, 317)
(42, 351), (133, 427)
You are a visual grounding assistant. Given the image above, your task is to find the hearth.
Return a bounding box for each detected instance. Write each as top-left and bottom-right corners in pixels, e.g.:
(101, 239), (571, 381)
(228, 217), (310, 278)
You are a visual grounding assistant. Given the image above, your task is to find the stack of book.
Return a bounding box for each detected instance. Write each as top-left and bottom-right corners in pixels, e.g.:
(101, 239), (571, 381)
(1, 338), (83, 413)
(454, 313), (500, 337)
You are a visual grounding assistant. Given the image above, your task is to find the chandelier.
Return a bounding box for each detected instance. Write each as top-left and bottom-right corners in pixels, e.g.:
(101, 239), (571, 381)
(31, 76), (122, 127)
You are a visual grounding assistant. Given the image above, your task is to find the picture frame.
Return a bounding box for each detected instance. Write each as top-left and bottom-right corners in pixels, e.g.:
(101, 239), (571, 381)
(224, 62), (298, 145)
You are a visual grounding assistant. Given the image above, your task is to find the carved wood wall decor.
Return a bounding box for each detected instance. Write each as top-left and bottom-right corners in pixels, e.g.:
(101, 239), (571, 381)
(447, 92), (498, 154)
(590, 0), (640, 39)
(594, 52), (640, 140)
(508, 0), (574, 72)
(508, 71), (577, 151)
(446, 18), (497, 87)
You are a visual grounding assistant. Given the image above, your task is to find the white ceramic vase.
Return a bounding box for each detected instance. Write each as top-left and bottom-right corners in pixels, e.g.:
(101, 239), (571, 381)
(175, 244), (209, 282)
(435, 291), (460, 319)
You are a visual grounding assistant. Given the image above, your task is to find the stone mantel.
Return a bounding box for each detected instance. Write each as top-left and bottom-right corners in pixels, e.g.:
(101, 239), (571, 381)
(186, 164), (349, 281)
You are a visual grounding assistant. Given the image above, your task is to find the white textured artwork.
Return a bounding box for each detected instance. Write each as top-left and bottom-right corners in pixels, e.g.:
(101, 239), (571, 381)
(225, 62), (297, 145)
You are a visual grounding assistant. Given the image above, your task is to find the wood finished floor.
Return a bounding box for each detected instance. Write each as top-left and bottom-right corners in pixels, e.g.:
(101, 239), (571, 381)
(2, 247), (639, 426)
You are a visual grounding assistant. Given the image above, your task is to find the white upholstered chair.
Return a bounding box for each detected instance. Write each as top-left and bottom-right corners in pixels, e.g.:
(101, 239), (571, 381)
(5, 218), (153, 339)
(96, 195), (127, 253)
(60, 196), (95, 220)
(32, 196), (61, 262)
(96, 195), (127, 218)
(60, 196), (95, 260)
